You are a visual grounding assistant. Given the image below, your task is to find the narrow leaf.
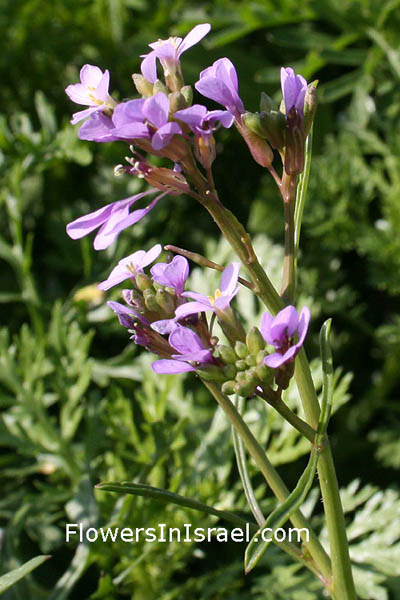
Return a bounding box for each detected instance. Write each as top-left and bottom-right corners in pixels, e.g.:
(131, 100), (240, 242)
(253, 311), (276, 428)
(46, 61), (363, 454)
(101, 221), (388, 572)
(0, 555), (50, 594)
(96, 481), (257, 532)
(318, 319), (334, 437)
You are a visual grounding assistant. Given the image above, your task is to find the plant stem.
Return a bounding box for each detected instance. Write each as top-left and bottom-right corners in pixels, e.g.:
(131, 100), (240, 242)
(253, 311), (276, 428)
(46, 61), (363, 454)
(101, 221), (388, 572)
(203, 381), (332, 585)
(280, 172), (296, 304)
(257, 389), (316, 442)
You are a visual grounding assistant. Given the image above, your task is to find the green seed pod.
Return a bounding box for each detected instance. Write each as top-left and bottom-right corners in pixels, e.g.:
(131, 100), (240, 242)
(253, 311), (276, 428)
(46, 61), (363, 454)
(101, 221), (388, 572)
(135, 273), (152, 292)
(235, 359), (247, 372)
(132, 73), (154, 97)
(180, 85), (193, 106)
(223, 364), (237, 379)
(153, 79), (169, 96)
(245, 354), (257, 367)
(246, 326), (265, 355)
(235, 341), (249, 359)
(221, 380), (236, 395)
(156, 289), (175, 315)
(218, 345), (237, 365)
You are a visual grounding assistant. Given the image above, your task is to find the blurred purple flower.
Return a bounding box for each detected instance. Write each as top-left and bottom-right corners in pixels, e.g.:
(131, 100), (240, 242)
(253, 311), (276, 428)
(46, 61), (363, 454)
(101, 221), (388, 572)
(98, 244), (162, 291)
(65, 64), (116, 125)
(150, 255), (189, 295)
(175, 104), (234, 137)
(66, 189), (166, 250)
(195, 58), (245, 118)
(280, 67), (307, 118)
(261, 305), (311, 368)
(152, 325), (213, 373)
(141, 24), (211, 84)
(107, 300), (148, 328)
(174, 262), (241, 319)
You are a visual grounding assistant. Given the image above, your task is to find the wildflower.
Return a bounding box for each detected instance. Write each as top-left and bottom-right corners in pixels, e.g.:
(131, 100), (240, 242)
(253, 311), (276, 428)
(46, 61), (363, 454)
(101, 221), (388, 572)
(141, 23), (211, 86)
(65, 64), (116, 124)
(66, 190), (165, 250)
(150, 255), (189, 295)
(261, 305), (310, 368)
(98, 245), (162, 291)
(152, 325), (214, 373)
(280, 67), (307, 119)
(195, 58), (245, 118)
(174, 262), (241, 319)
(107, 300), (148, 328)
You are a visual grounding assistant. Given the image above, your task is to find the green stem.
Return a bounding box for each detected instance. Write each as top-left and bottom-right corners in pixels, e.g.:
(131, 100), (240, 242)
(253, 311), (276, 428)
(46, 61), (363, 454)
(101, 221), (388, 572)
(280, 172), (296, 304)
(203, 381), (332, 585)
(258, 390), (316, 442)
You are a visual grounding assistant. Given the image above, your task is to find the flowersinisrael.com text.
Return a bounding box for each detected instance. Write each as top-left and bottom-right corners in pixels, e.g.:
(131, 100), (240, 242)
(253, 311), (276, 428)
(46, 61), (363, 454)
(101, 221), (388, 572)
(66, 523), (309, 544)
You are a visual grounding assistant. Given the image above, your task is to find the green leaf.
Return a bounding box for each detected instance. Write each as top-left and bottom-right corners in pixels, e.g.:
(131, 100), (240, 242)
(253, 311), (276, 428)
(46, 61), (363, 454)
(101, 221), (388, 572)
(0, 555), (50, 594)
(295, 126), (313, 263)
(318, 319), (334, 437)
(96, 481), (256, 532)
(244, 449), (319, 573)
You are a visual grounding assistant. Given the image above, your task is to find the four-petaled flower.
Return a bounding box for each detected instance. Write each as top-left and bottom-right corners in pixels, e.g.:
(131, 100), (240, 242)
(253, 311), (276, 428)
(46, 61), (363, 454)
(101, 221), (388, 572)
(261, 305), (310, 368)
(195, 58), (245, 118)
(66, 189), (166, 250)
(174, 262), (241, 319)
(150, 255), (189, 295)
(280, 67), (308, 119)
(141, 24), (211, 84)
(174, 105), (234, 138)
(65, 64), (116, 125)
(98, 244), (162, 291)
(152, 325), (214, 373)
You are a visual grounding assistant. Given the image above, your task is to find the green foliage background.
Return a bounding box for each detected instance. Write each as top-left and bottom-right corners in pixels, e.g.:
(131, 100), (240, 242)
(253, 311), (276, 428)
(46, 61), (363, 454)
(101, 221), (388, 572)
(1, 0), (400, 598)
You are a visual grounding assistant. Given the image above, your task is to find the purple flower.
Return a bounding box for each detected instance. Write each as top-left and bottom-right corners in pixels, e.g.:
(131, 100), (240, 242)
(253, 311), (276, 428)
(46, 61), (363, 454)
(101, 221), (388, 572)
(150, 255), (189, 295)
(78, 112), (119, 142)
(66, 189), (165, 250)
(280, 67), (307, 118)
(65, 64), (116, 125)
(107, 300), (148, 328)
(98, 244), (162, 291)
(261, 305), (311, 368)
(152, 325), (213, 373)
(174, 262), (241, 319)
(141, 23), (211, 84)
(174, 105), (233, 137)
(195, 58), (245, 118)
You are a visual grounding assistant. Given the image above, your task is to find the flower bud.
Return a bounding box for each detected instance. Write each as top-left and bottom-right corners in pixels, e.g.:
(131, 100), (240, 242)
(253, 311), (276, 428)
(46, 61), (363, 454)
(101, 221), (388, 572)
(259, 92), (277, 113)
(143, 289), (160, 312)
(180, 85), (193, 106)
(234, 380), (255, 397)
(223, 364), (237, 379)
(242, 112), (267, 139)
(235, 341), (249, 359)
(303, 81), (318, 138)
(284, 107), (305, 176)
(197, 365), (226, 383)
(275, 361), (295, 390)
(169, 91), (188, 113)
(132, 74), (154, 97)
(245, 354), (257, 367)
(218, 345), (237, 365)
(259, 111), (286, 149)
(153, 79), (169, 96)
(194, 135), (216, 169)
(235, 359), (247, 371)
(245, 367), (259, 386)
(246, 326), (265, 355)
(156, 289), (175, 315)
(238, 123), (274, 168)
(256, 363), (273, 385)
(221, 380), (236, 395)
(135, 273), (152, 292)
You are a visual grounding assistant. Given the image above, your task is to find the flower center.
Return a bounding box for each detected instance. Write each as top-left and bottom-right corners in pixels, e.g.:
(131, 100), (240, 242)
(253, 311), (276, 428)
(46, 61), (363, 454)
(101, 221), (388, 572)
(208, 288), (222, 305)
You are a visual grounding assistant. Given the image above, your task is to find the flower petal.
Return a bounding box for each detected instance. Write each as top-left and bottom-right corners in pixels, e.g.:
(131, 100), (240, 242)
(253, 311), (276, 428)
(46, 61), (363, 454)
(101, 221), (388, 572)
(140, 51), (158, 83)
(150, 255), (189, 294)
(270, 305), (299, 342)
(71, 105), (103, 125)
(78, 112), (116, 141)
(174, 104), (207, 130)
(260, 312), (274, 345)
(151, 122), (182, 150)
(66, 203), (114, 240)
(152, 359), (195, 373)
(175, 301), (211, 319)
(177, 23), (211, 57)
(143, 92), (169, 128)
(151, 319), (178, 335)
(220, 262), (241, 295)
(169, 325), (205, 354)
(296, 306), (311, 347)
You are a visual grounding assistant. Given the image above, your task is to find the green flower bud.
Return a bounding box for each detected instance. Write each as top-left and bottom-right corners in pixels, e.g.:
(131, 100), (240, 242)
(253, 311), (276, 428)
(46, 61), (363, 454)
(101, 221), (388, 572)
(143, 289), (159, 312)
(132, 73), (154, 97)
(235, 341), (249, 359)
(180, 85), (193, 106)
(242, 112), (267, 139)
(260, 92), (277, 113)
(218, 345), (237, 365)
(259, 110), (286, 149)
(236, 371), (247, 383)
(223, 364), (237, 379)
(256, 363), (274, 385)
(256, 349), (267, 364)
(303, 80), (318, 138)
(284, 107), (305, 176)
(156, 289), (175, 315)
(221, 380), (236, 395)
(235, 359), (247, 372)
(245, 367), (259, 386)
(245, 354), (257, 367)
(234, 380), (255, 397)
(198, 365), (226, 383)
(246, 326), (265, 355)
(169, 91), (188, 113)
(135, 273), (152, 292)
(153, 79), (169, 96)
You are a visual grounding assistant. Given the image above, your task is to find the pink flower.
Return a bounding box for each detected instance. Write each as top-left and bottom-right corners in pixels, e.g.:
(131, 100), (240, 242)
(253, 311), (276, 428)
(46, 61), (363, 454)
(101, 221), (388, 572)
(65, 64), (116, 124)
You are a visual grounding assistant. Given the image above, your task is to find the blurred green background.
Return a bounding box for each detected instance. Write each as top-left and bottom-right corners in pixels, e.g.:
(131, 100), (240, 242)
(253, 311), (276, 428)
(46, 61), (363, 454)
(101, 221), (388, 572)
(1, 0), (400, 598)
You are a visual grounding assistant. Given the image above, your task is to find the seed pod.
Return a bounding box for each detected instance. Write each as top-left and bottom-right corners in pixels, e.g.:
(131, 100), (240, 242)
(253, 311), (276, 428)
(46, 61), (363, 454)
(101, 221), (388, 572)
(219, 345), (237, 365)
(246, 326), (265, 355)
(135, 273), (152, 292)
(235, 341), (249, 359)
